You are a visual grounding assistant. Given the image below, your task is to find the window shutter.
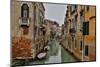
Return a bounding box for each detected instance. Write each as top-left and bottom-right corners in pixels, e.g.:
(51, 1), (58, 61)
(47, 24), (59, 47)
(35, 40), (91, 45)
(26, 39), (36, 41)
(85, 45), (89, 56)
(83, 22), (89, 35)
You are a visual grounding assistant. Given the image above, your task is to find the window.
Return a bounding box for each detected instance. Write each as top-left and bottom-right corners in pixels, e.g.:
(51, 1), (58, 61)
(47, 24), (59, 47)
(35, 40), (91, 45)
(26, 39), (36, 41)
(80, 11), (83, 16)
(75, 14), (78, 21)
(34, 26), (37, 35)
(86, 6), (89, 11)
(85, 45), (89, 56)
(34, 6), (36, 21)
(39, 12), (43, 26)
(23, 10), (28, 17)
(69, 6), (72, 13)
(83, 22), (89, 35)
(73, 17), (77, 32)
(80, 11), (84, 22)
(80, 11), (84, 32)
(80, 41), (82, 50)
(38, 28), (40, 36)
(62, 28), (64, 35)
(75, 40), (77, 48)
(43, 30), (45, 35)
(74, 5), (77, 10)
(23, 26), (29, 35)
(21, 4), (29, 18)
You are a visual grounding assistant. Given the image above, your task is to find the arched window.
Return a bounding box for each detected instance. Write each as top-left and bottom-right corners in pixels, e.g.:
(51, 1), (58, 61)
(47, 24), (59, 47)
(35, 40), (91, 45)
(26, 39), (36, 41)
(21, 4), (29, 18)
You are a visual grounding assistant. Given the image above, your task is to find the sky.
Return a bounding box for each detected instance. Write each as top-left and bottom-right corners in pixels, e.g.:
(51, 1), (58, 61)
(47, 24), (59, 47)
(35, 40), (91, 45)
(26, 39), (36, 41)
(43, 3), (67, 26)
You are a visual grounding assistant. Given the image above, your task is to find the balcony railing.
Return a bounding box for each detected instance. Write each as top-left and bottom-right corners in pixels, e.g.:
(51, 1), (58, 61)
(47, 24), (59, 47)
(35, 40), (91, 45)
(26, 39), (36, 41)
(19, 17), (30, 27)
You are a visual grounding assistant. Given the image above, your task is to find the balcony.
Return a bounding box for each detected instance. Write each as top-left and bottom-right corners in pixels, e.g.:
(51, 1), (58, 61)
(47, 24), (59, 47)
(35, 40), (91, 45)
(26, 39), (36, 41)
(69, 28), (76, 33)
(19, 17), (30, 27)
(40, 24), (46, 31)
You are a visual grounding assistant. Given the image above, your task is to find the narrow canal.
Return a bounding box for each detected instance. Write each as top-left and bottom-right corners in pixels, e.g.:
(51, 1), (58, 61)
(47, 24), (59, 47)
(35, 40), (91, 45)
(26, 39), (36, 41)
(28, 38), (78, 65)
(12, 38), (79, 66)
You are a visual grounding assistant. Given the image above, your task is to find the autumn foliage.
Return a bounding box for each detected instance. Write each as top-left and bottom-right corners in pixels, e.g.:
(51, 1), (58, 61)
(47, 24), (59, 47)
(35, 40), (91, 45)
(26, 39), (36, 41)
(12, 36), (33, 59)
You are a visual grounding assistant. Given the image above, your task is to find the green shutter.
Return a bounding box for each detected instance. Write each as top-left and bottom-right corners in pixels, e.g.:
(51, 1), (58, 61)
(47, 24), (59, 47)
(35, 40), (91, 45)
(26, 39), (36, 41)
(83, 22), (89, 35)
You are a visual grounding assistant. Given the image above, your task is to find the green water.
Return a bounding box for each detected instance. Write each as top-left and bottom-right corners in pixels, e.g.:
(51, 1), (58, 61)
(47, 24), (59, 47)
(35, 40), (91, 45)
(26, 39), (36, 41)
(29, 38), (78, 65)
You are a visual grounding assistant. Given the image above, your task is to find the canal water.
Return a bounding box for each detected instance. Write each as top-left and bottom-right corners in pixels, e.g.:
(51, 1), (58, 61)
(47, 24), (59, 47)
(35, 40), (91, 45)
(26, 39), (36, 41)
(28, 38), (78, 65)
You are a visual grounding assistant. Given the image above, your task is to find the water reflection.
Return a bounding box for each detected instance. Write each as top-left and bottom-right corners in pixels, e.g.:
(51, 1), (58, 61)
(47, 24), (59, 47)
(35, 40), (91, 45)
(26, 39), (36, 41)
(45, 39), (61, 63)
